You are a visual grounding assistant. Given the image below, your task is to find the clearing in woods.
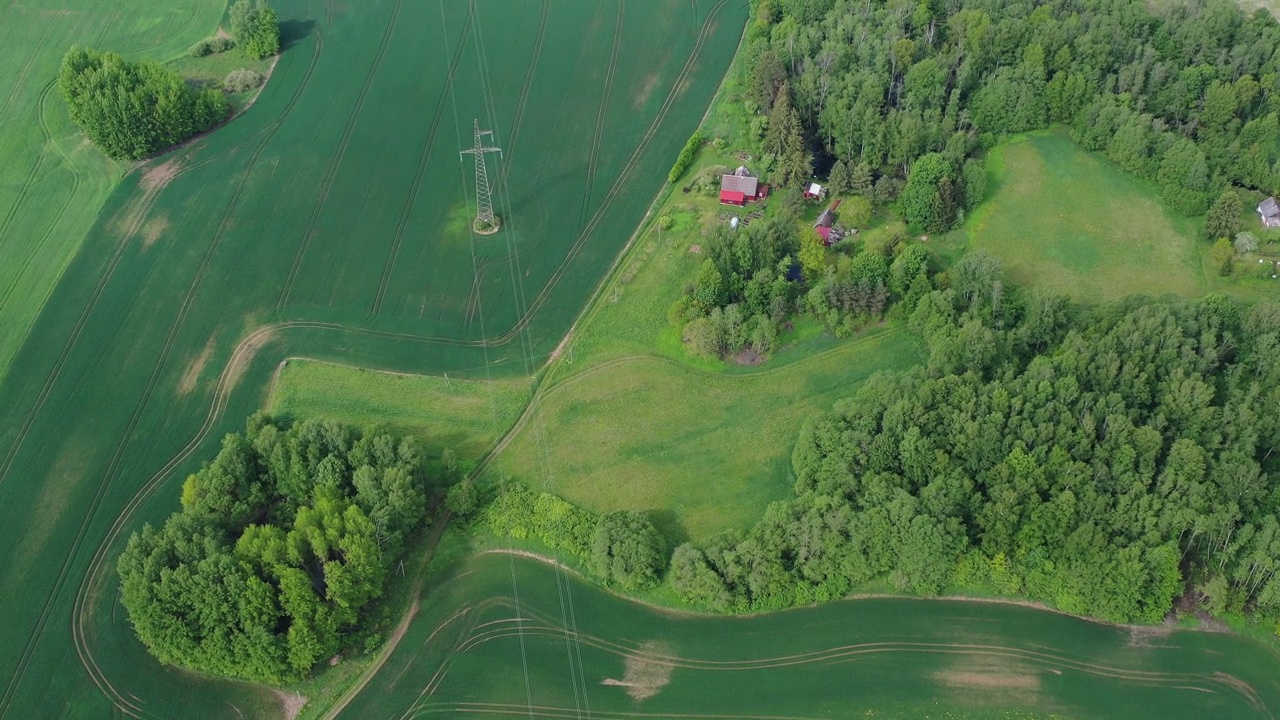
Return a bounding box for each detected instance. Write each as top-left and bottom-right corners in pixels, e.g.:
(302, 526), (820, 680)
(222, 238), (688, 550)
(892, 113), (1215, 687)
(0, 0), (745, 717)
(955, 131), (1206, 301)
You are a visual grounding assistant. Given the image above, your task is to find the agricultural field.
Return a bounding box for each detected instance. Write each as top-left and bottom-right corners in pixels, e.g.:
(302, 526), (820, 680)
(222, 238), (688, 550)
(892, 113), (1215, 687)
(955, 132), (1206, 300)
(0, 0), (746, 717)
(337, 552), (1280, 719)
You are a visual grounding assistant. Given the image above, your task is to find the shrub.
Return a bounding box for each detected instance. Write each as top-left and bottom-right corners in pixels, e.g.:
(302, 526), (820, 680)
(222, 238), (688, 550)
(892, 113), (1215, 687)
(668, 130), (703, 184)
(224, 68), (263, 93)
(230, 0), (281, 60)
(188, 37), (236, 57)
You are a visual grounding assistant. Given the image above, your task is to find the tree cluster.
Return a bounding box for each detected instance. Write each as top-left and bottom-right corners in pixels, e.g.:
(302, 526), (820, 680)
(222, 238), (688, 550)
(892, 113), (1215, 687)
(673, 253), (1280, 626)
(230, 0), (281, 61)
(117, 415), (432, 684)
(746, 0), (1280, 221)
(58, 47), (229, 160)
(482, 481), (667, 591)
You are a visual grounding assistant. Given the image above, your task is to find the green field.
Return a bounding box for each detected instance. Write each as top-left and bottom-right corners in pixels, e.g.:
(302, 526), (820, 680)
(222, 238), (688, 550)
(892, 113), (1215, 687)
(0, 0), (747, 716)
(959, 132), (1206, 300)
(337, 552), (1280, 719)
(268, 358), (531, 461)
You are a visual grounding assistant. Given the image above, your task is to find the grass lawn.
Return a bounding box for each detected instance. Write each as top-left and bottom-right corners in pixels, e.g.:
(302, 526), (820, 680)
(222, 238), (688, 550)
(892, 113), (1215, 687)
(954, 131), (1206, 300)
(267, 359), (531, 464)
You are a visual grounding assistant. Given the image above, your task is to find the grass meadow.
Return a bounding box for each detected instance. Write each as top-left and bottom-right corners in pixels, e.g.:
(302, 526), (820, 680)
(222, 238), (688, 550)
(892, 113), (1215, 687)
(0, 0), (745, 716)
(955, 131), (1206, 300)
(268, 358), (531, 462)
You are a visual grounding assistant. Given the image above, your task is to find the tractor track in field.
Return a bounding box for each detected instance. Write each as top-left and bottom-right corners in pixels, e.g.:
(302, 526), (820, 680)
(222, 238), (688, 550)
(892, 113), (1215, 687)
(496, 0), (549, 188)
(578, 0), (624, 233)
(0, 21), (55, 127)
(69, 31), (329, 718)
(279, 0), (405, 310)
(370, 3), (474, 318)
(471, 0), (729, 352)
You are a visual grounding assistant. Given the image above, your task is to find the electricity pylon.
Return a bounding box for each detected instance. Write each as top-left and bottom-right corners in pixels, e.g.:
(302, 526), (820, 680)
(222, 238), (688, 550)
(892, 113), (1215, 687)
(460, 119), (502, 234)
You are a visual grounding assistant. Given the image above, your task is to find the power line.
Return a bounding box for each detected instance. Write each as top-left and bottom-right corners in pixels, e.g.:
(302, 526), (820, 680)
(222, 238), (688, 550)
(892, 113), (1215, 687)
(459, 118), (502, 233)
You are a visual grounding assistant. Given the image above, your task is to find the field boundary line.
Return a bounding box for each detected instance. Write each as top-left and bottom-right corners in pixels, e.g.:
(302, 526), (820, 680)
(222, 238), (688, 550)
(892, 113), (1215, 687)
(279, 0), (405, 309)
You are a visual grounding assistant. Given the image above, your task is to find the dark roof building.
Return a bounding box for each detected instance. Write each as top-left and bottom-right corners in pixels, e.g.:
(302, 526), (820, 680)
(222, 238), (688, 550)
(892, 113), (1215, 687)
(721, 166), (760, 198)
(1260, 197), (1280, 228)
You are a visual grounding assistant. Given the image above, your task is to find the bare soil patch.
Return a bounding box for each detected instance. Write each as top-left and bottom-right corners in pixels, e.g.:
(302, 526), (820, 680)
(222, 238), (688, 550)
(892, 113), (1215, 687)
(140, 158), (183, 193)
(633, 71), (660, 109)
(602, 640), (675, 701)
(178, 335), (217, 396)
(272, 690), (306, 720)
(731, 348), (764, 366)
(225, 326), (277, 396)
(936, 670), (1041, 690)
(140, 214), (169, 249)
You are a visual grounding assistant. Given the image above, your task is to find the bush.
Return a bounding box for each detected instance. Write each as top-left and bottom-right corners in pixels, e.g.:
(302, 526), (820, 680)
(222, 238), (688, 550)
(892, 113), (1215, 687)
(188, 37), (236, 57)
(59, 46), (229, 160)
(668, 130), (703, 184)
(230, 0), (281, 60)
(224, 68), (263, 93)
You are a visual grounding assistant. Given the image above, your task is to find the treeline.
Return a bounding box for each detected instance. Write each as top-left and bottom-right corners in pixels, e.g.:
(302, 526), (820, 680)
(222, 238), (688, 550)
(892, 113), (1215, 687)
(59, 47), (229, 160)
(671, 253), (1280, 625)
(670, 213), (936, 359)
(745, 0), (1280, 225)
(118, 416), (436, 684)
(475, 480), (667, 591)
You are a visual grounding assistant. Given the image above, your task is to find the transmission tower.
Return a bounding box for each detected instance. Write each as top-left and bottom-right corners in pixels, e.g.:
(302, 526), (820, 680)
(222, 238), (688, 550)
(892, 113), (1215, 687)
(460, 119), (502, 234)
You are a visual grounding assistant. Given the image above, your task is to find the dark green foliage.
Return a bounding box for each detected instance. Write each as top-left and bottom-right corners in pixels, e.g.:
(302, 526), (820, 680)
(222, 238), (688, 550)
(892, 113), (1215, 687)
(481, 483), (666, 589)
(674, 257), (1280, 624)
(58, 47), (229, 160)
(117, 415), (429, 684)
(668, 130), (703, 184)
(590, 511), (667, 590)
(188, 37), (236, 58)
(900, 153), (957, 233)
(753, 0), (1280, 220)
(1204, 189), (1242, 241)
(445, 477), (479, 520)
(230, 0), (281, 60)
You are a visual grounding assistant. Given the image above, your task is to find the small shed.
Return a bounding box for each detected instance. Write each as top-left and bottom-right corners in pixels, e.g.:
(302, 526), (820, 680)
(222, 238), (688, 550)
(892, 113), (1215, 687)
(804, 182), (825, 199)
(1259, 197), (1280, 228)
(720, 190), (746, 206)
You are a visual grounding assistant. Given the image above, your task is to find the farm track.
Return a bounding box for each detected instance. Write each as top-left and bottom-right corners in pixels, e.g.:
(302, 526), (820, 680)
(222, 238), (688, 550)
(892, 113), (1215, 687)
(279, 0), (404, 309)
(370, 5), (475, 317)
(496, 0), (549, 187)
(0, 22), (54, 128)
(578, 1), (624, 233)
(69, 31), (330, 718)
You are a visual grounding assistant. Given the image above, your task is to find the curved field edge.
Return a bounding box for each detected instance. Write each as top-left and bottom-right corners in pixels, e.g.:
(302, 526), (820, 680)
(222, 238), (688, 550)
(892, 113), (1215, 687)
(331, 550), (1280, 719)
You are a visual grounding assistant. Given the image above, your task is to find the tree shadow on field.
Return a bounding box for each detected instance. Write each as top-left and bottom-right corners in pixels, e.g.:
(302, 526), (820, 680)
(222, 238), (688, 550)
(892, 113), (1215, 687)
(279, 19), (317, 51)
(647, 509), (691, 553)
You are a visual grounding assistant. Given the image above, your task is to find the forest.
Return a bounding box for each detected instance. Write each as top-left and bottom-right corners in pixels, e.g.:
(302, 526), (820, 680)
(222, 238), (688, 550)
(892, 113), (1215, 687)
(671, 253), (1280, 625)
(117, 416), (434, 684)
(746, 0), (1280, 227)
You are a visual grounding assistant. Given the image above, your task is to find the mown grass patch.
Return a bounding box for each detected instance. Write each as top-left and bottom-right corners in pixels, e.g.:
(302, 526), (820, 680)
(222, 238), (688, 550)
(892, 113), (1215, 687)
(268, 359), (530, 462)
(956, 131), (1205, 300)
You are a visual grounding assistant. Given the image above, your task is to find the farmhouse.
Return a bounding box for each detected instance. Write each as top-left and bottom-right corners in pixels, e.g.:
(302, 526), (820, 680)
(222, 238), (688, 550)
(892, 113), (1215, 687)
(720, 165), (769, 205)
(1259, 197), (1280, 228)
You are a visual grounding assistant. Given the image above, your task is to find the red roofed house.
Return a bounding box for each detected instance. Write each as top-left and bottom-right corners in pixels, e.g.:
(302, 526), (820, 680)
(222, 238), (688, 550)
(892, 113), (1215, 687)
(720, 166), (767, 205)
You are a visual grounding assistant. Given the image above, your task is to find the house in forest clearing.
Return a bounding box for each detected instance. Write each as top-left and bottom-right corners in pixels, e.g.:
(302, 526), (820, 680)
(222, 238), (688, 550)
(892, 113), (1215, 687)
(720, 166), (769, 206)
(803, 182), (826, 200)
(814, 198), (842, 245)
(1259, 197), (1280, 228)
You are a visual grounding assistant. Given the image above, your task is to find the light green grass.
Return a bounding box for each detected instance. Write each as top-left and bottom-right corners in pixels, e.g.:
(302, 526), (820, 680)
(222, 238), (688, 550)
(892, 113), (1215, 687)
(493, 328), (923, 541)
(268, 358), (531, 461)
(959, 131), (1205, 300)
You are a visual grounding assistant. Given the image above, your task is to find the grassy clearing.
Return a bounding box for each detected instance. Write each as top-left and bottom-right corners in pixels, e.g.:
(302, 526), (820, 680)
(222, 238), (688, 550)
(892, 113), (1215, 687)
(268, 358), (531, 462)
(950, 131), (1205, 300)
(493, 329), (923, 541)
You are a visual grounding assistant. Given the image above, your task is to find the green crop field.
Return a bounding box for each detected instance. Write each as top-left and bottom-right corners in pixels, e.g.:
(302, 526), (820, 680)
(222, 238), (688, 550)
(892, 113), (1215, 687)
(958, 132), (1206, 300)
(336, 552), (1280, 719)
(0, 0), (747, 716)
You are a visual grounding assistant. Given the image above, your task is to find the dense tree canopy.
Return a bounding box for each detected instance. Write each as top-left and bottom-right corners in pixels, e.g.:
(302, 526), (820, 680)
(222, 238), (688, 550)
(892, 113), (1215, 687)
(59, 47), (228, 160)
(118, 415), (431, 684)
(745, 0), (1280, 219)
(673, 253), (1280, 625)
(230, 0), (282, 60)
